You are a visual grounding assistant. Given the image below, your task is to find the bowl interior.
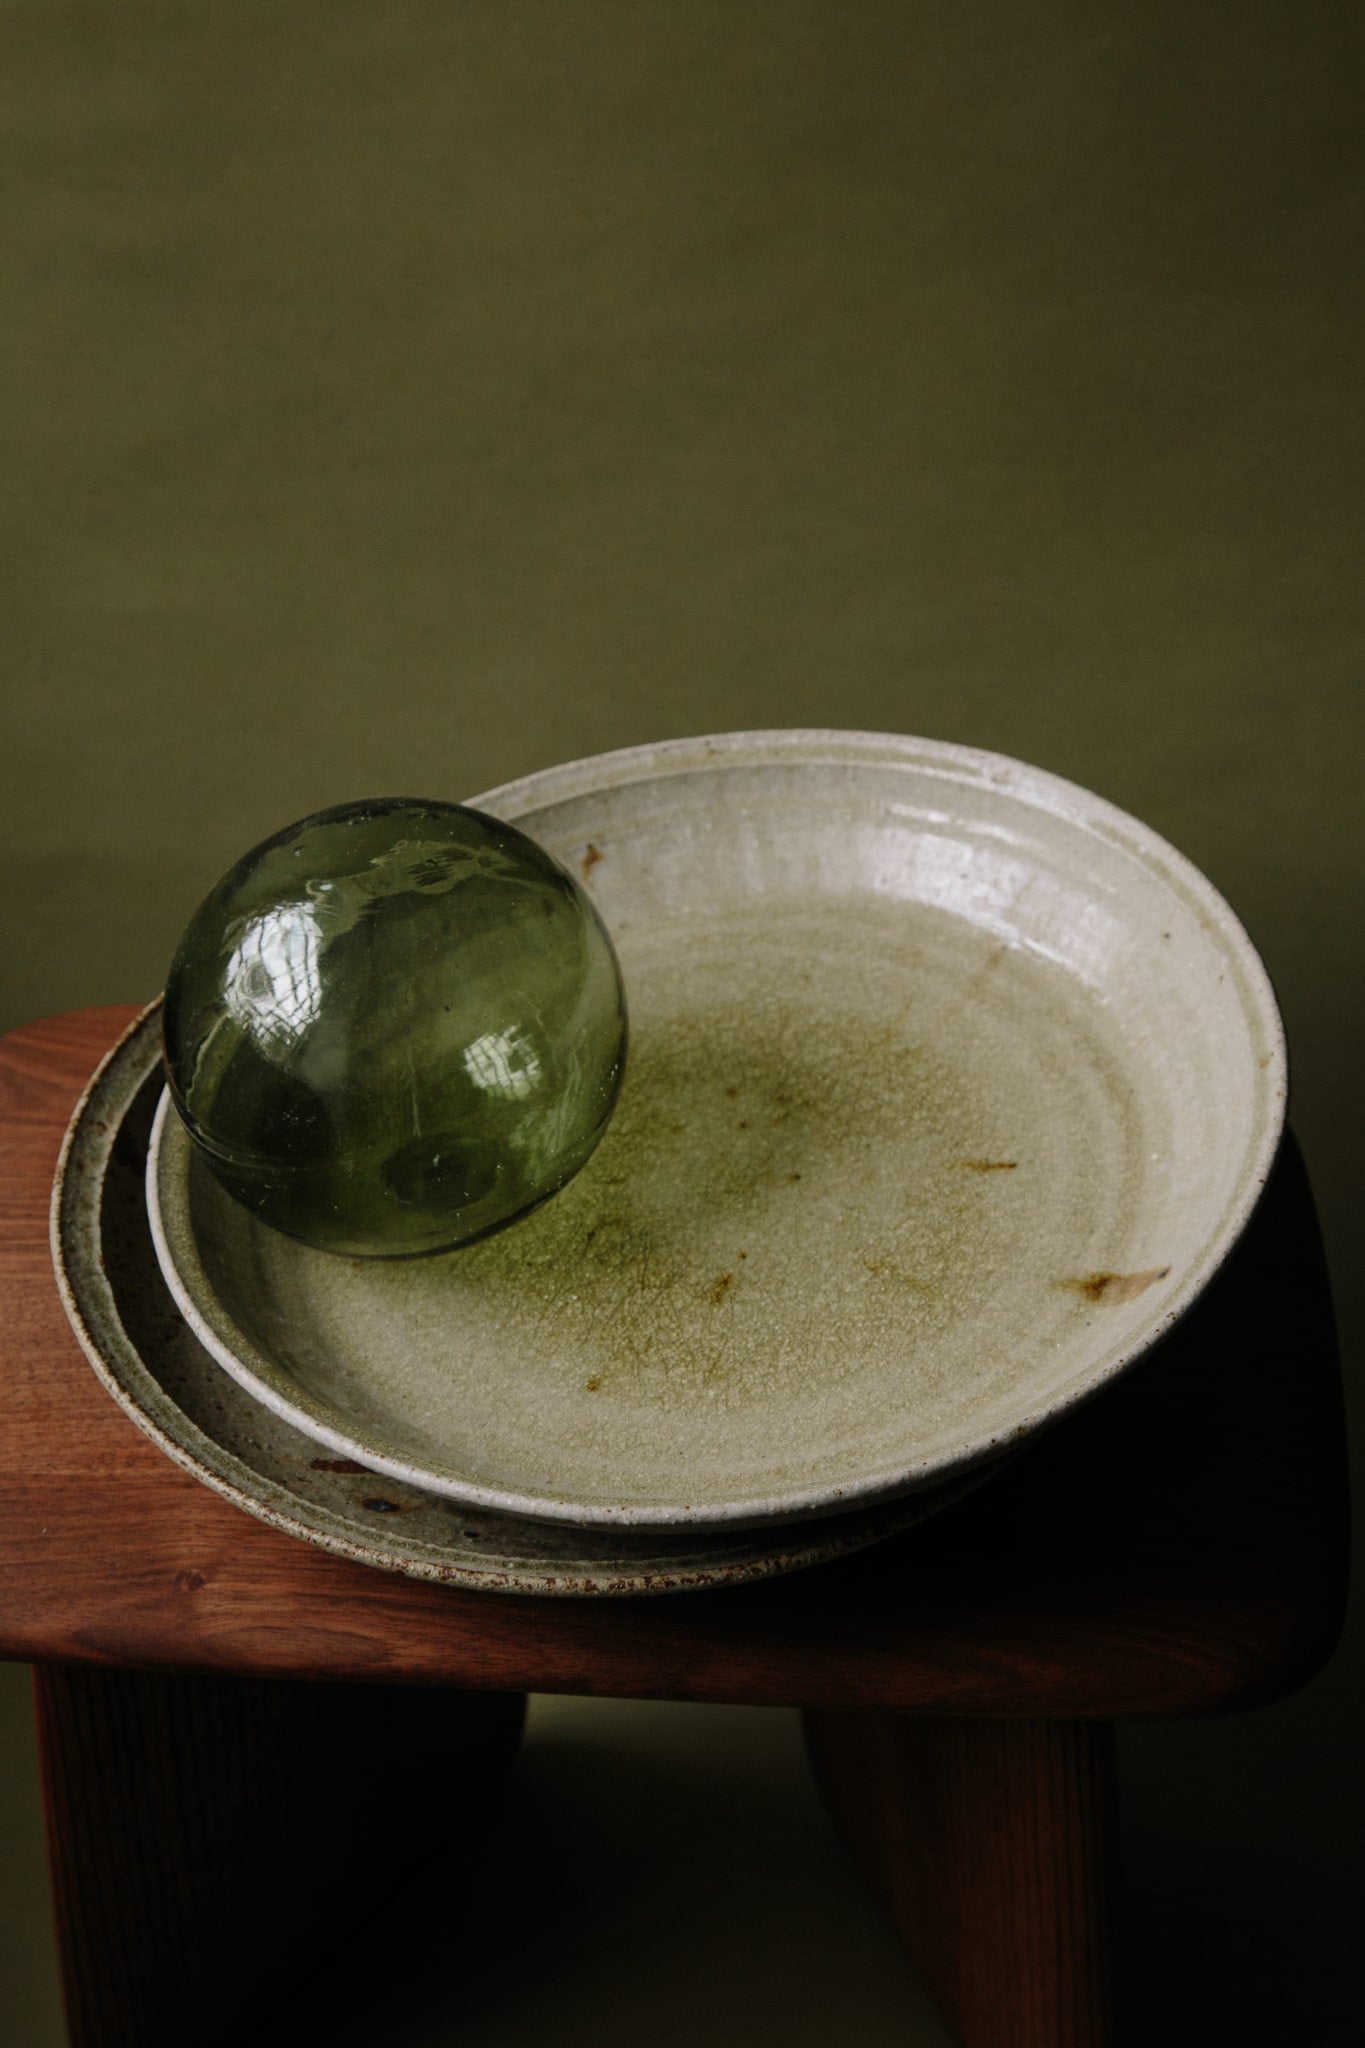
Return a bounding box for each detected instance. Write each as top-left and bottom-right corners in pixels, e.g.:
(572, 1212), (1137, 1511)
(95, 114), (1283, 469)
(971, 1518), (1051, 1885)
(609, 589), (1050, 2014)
(149, 733), (1284, 1527)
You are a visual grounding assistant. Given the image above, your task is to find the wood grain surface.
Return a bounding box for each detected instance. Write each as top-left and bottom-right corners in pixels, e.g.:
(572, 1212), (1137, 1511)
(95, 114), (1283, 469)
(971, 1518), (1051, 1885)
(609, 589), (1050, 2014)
(805, 1709), (1118, 2047)
(0, 1007), (1348, 1715)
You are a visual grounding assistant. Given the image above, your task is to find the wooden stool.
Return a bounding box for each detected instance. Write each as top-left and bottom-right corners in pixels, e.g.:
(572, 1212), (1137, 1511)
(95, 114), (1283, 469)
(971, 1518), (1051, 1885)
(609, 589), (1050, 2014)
(0, 1008), (1347, 2048)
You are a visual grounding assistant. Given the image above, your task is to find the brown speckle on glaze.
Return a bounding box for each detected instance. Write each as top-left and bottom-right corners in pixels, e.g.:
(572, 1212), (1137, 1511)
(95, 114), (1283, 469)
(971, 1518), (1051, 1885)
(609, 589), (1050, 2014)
(581, 842), (603, 879)
(1058, 1266), (1170, 1305)
(960, 1159), (1018, 1172)
(864, 1258), (936, 1299)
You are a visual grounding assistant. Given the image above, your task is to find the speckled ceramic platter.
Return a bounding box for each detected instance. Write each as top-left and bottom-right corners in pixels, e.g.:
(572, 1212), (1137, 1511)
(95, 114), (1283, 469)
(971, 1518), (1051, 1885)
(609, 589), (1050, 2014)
(143, 730), (1285, 1531)
(52, 1008), (977, 1594)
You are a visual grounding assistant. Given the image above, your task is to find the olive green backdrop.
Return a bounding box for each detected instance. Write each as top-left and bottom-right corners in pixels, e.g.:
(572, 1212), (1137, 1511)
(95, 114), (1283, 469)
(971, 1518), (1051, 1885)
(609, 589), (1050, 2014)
(2, 4), (1362, 2042)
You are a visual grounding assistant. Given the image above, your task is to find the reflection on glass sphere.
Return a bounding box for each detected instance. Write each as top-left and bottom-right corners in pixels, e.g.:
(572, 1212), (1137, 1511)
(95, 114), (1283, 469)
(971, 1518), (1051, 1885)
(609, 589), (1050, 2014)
(162, 797), (627, 1256)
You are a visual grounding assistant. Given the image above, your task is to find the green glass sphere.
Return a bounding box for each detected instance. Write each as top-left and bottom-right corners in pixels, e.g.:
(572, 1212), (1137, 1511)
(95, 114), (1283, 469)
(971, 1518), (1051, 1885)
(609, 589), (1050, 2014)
(162, 797), (627, 1257)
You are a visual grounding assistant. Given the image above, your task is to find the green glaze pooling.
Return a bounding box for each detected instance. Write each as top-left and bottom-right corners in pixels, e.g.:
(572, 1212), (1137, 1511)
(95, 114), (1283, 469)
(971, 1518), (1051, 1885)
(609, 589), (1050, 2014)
(359, 908), (1136, 1416)
(162, 798), (627, 1256)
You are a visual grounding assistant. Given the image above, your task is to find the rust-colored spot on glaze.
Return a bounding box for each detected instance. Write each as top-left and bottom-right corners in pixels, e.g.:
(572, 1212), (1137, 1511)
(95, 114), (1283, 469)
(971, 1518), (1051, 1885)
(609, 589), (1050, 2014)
(311, 1457), (368, 1473)
(724, 1085), (739, 1097)
(581, 842), (603, 879)
(789, 1171), (802, 1182)
(1059, 1266), (1171, 1306)
(961, 1159), (1018, 1172)
(708, 1272), (735, 1306)
(175, 1569), (206, 1593)
(864, 1258), (935, 1299)
(585, 1375), (602, 1391)
(738, 1249), (748, 1259)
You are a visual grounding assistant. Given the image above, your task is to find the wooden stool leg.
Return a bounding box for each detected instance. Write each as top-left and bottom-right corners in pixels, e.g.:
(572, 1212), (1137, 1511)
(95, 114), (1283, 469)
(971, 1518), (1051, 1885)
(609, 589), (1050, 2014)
(804, 1710), (1118, 2048)
(33, 1664), (526, 2048)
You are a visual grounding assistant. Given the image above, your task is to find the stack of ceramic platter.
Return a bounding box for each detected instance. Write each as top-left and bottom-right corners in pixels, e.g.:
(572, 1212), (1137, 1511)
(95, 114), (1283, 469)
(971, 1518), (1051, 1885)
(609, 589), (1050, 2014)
(51, 732), (1286, 1596)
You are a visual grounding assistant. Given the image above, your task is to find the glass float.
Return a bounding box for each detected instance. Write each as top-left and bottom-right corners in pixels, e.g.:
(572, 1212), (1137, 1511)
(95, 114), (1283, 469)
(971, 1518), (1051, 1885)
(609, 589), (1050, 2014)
(162, 797), (627, 1256)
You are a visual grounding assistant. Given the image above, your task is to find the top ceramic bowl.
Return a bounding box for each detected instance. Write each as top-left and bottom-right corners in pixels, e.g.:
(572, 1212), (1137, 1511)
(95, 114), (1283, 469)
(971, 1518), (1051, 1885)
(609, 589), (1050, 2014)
(146, 730), (1286, 1530)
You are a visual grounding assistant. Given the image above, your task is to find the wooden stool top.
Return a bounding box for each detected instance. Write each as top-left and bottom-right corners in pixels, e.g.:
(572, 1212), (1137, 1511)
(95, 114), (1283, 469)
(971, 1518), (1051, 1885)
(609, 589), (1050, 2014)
(0, 1007), (1347, 1717)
